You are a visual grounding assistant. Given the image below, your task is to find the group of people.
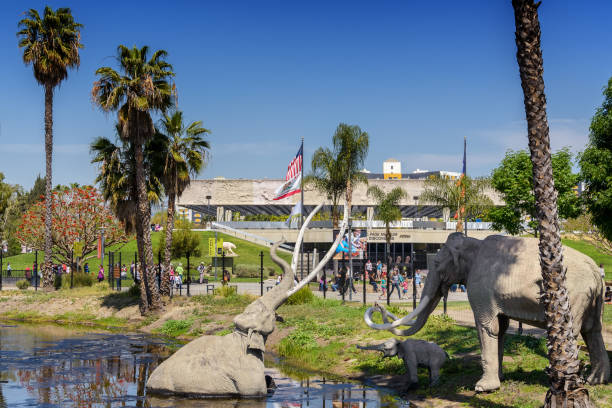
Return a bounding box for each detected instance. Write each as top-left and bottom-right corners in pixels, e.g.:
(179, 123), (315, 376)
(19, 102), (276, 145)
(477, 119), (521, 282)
(316, 256), (428, 300)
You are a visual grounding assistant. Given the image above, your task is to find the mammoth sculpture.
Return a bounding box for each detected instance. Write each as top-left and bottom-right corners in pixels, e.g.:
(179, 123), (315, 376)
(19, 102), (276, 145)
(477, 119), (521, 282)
(364, 232), (610, 392)
(146, 202), (349, 397)
(358, 335), (448, 387)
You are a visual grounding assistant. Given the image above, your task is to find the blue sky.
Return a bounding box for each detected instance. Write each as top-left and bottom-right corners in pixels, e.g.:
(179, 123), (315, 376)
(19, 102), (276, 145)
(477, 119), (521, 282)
(1, 0), (612, 188)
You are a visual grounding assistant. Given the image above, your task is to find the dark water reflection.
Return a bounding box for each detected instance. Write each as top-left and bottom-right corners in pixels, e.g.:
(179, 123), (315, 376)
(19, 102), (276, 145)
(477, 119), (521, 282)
(0, 324), (409, 407)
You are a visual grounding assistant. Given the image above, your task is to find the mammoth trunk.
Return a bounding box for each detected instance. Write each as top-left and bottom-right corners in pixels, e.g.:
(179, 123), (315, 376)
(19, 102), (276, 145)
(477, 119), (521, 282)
(401, 271), (443, 336)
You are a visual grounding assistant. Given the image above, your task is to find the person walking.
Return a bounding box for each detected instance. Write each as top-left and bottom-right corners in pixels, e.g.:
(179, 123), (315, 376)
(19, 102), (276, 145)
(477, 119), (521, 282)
(84, 263), (89, 274)
(599, 263), (606, 280)
(6, 262), (11, 277)
(97, 265), (104, 283)
(378, 271), (387, 299)
(198, 262), (205, 284)
(388, 270), (402, 299)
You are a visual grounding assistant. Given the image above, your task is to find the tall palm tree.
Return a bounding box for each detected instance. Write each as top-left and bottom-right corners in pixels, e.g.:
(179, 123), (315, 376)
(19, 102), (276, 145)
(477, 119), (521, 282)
(512, 1), (591, 406)
(367, 186), (407, 305)
(17, 6), (83, 289)
(419, 176), (493, 225)
(306, 147), (345, 228)
(158, 110), (210, 296)
(334, 123), (369, 212)
(91, 125), (166, 314)
(92, 45), (174, 313)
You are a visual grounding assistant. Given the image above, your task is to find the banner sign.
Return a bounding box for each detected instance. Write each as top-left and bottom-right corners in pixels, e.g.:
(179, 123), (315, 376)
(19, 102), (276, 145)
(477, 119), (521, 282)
(333, 228), (367, 260)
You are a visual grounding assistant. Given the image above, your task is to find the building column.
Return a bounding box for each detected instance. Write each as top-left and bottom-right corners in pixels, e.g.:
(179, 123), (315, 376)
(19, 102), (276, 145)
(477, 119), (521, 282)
(216, 206), (224, 222)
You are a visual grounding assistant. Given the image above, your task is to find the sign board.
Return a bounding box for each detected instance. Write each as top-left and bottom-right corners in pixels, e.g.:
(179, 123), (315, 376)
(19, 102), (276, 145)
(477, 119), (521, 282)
(366, 229), (412, 243)
(73, 241), (84, 257)
(208, 238), (224, 256)
(333, 229), (367, 260)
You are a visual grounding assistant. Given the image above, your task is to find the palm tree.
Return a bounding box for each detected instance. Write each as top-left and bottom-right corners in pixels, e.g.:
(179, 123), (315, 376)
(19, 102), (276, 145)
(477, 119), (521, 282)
(367, 186), (407, 305)
(17, 7), (83, 289)
(307, 147), (345, 227)
(419, 176), (493, 226)
(158, 110), (210, 296)
(90, 125), (166, 314)
(92, 45), (175, 313)
(512, 1), (590, 406)
(334, 123), (369, 212)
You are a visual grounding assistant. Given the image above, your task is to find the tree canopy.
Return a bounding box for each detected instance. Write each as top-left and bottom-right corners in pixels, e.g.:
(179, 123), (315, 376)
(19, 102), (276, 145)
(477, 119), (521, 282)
(579, 76), (612, 241)
(490, 148), (581, 236)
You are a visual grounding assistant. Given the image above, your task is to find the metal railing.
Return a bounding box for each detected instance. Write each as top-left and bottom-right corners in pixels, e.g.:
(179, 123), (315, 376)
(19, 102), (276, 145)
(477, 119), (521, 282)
(216, 220), (494, 231)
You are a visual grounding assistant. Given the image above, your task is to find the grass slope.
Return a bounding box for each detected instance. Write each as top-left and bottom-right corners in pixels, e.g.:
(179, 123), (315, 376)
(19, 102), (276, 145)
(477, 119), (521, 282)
(562, 238), (612, 280)
(1, 231), (291, 276)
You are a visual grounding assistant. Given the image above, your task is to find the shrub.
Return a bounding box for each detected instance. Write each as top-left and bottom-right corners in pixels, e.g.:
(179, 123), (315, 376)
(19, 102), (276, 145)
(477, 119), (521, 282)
(72, 272), (94, 287)
(159, 319), (192, 337)
(286, 287), (315, 305)
(214, 285), (238, 298)
(266, 267), (276, 277)
(16, 279), (30, 290)
(95, 281), (110, 291)
(234, 264), (263, 278)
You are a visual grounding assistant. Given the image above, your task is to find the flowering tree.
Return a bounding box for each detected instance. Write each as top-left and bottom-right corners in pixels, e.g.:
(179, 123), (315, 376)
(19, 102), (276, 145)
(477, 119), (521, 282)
(16, 186), (128, 266)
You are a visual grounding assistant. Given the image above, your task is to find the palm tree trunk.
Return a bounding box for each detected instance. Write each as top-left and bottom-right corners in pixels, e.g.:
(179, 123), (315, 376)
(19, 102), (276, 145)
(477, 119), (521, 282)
(133, 116), (161, 313)
(161, 187), (176, 296)
(512, 1), (591, 406)
(43, 84), (54, 290)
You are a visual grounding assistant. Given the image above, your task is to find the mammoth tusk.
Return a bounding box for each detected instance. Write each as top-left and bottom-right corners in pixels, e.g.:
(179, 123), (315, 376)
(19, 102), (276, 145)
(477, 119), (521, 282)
(291, 203), (324, 272)
(363, 295), (431, 331)
(287, 199), (350, 296)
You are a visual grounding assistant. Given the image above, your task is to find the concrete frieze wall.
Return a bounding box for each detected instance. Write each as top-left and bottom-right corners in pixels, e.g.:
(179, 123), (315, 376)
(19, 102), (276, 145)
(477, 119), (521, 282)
(178, 179), (504, 207)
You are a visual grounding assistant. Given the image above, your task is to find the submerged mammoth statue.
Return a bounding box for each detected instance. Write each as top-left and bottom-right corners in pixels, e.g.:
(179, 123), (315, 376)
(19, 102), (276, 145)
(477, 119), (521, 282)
(364, 232), (610, 392)
(146, 203), (349, 397)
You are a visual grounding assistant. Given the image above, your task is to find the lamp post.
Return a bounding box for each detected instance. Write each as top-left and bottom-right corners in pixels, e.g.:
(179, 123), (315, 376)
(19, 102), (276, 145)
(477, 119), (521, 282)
(206, 195), (212, 229)
(348, 218), (353, 301)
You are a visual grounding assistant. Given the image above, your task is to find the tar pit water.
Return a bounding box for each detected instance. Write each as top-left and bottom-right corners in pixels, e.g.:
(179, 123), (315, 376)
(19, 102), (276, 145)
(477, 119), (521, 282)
(0, 324), (409, 407)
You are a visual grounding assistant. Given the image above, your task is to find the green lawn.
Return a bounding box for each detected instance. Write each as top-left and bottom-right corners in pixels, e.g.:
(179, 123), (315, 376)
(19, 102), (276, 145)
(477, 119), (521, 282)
(562, 238), (612, 280)
(1, 231), (291, 277)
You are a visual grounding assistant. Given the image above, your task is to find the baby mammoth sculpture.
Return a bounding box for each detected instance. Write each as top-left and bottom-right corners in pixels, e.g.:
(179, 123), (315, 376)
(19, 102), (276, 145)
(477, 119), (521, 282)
(358, 336), (448, 388)
(364, 232), (610, 392)
(146, 202), (349, 397)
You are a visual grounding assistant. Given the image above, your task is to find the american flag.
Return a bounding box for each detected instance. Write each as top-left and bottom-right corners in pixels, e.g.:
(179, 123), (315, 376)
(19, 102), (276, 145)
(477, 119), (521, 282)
(273, 145), (303, 200)
(285, 145), (303, 181)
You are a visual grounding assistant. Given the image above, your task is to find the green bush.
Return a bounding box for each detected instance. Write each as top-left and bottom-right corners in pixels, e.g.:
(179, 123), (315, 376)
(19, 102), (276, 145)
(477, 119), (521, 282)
(235, 264), (264, 278)
(286, 287), (315, 305)
(158, 319), (192, 337)
(266, 267), (276, 276)
(72, 272), (94, 287)
(214, 285), (238, 297)
(16, 279), (30, 290)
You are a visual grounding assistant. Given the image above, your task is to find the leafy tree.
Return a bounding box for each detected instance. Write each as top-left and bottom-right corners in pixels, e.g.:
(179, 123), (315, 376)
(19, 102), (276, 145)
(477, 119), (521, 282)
(17, 6), (84, 289)
(15, 186), (127, 265)
(158, 110), (210, 295)
(563, 214), (612, 256)
(579, 77), (612, 242)
(0, 173), (18, 250)
(419, 176), (493, 225)
(92, 45), (175, 314)
(489, 148), (580, 236)
(512, 1), (588, 406)
(160, 218), (202, 260)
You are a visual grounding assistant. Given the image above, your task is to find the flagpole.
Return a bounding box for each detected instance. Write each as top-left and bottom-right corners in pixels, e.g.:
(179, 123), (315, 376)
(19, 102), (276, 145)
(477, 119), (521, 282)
(300, 137), (305, 281)
(464, 136), (468, 237)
